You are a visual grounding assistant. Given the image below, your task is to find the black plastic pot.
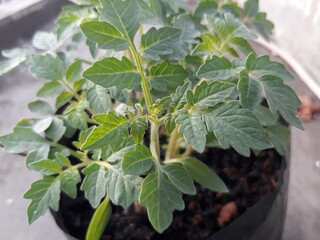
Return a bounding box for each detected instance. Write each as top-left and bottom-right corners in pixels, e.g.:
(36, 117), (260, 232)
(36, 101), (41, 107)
(51, 149), (289, 240)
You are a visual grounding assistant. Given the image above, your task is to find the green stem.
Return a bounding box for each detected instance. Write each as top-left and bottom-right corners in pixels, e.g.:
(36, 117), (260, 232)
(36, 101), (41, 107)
(165, 127), (180, 160)
(128, 41), (153, 113)
(51, 142), (83, 161)
(150, 122), (161, 166)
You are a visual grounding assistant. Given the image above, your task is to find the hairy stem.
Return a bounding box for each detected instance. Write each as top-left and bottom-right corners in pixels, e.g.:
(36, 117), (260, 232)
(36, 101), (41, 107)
(165, 127), (180, 160)
(150, 122), (161, 166)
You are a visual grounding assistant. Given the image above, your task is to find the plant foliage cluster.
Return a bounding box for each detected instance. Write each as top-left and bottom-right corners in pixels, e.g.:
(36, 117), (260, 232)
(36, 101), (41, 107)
(0, 0), (302, 237)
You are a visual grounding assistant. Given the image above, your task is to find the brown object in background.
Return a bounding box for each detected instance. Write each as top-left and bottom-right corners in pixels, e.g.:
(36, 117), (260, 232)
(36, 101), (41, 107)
(298, 94), (320, 121)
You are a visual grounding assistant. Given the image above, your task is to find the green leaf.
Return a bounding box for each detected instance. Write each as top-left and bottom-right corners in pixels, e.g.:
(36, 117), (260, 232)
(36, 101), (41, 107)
(162, 164), (196, 195)
(228, 37), (255, 55)
(70, 0), (97, 5)
(237, 70), (261, 110)
(86, 197), (112, 240)
(245, 53), (294, 80)
(64, 102), (89, 130)
(203, 102), (272, 156)
(105, 139), (135, 162)
(164, 114), (176, 134)
(98, 0), (140, 40)
(250, 12), (274, 39)
(81, 164), (108, 208)
(176, 111), (207, 153)
(29, 54), (65, 81)
(82, 112), (129, 150)
(141, 27), (183, 60)
(259, 75), (303, 129)
(0, 127), (49, 153)
(197, 56), (237, 80)
(122, 145), (153, 175)
(37, 81), (64, 97)
(210, 13), (256, 40)
(16, 118), (53, 134)
(194, 0), (217, 17)
(139, 172), (184, 233)
(171, 82), (192, 111)
(150, 62), (188, 92)
(138, 0), (166, 25)
(244, 0), (259, 17)
(28, 100), (54, 115)
(106, 163), (142, 208)
(266, 125), (290, 156)
(55, 91), (73, 108)
(45, 117), (66, 142)
(32, 31), (59, 51)
(29, 159), (62, 176)
(66, 60), (83, 83)
(80, 20), (129, 51)
(0, 57), (26, 76)
(253, 105), (278, 126)
(192, 81), (236, 108)
(86, 86), (112, 114)
(55, 152), (71, 167)
(61, 168), (81, 199)
(191, 33), (219, 56)
(83, 57), (141, 90)
(174, 157), (228, 192)
(131, 118), (148, 144)
(24, 176), (61, 224)
(26, 145), (50, 169)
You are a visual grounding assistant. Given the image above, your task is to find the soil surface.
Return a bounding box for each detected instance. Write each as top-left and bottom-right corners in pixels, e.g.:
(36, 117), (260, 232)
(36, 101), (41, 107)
(52, 147), (283, 240)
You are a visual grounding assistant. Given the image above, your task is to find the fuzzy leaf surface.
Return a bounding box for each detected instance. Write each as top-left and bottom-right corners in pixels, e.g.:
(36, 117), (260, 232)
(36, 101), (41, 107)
(122, 145), (153, 175)
(203, 102), (271, 156)
(106, 163), (142, 208)
(139, 172), (184, 233)
(80, 20), (128, 51)
(61, 168), (81, 199)
(83, 57), (141, 90)
(86, 86), (112, 114)
(30, 159), (62, 176)
(24, 176), (61, 224)
(98, 0), (140, 40)
(81, 164), (108, 208)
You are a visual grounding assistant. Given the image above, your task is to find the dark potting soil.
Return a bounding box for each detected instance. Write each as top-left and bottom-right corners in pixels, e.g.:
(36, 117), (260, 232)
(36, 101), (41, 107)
(53, 147), (283, 240)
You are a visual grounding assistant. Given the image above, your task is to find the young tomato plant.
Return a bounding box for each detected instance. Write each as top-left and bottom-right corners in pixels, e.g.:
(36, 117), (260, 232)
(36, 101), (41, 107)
(0, 0), (302, 238)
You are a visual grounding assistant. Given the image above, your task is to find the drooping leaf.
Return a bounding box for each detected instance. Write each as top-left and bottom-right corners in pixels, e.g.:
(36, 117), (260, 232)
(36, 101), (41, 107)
(106, 163), (142, 208)
(131, 118), (148, 144)
(80, 20), (129, 51)
(29, 54), (65, 81)
(81, 164), (108, 208)
(29, 159), (62, 176)
(28, 100), (54, 116)
(150, 62), (188, 92)
(122, 145), (153, 175)
(203, 102), (272, 156)
(37, 81), (64, 97)
(0, 58), (26, 76)
(86, 197), (112, 240)
(253, 105), (278, 126)
(237, 70), (261, 110)
(245, 53), (294, 81)
(174, 157), (228, 192)
(176, 111), (207, 153)
(86, 86), (112, 114)
(83, 57), (141, 90)
(98, 0), (140, 40)
(162, 164), (196, 195)
(192, 81), (236, 108)
(45, 117), (66, 142)
(141, 27), (183, 60)
(61, 168), (81, 199)
(266, 125), (290, 156)
(16, 118), (53, 134)
(24, 176), (61, 224)
(139, 172), (184, 233)
(258, 75), (303, 129)
(81, 112), (129, 150)
(26, 145), (50, 169)
(197, 56), (237, 80)
(0, 127), (49, 153)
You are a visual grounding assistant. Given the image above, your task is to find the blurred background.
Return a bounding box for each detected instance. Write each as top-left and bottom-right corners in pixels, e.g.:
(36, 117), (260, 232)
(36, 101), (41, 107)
(0, 0), (319, 239)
